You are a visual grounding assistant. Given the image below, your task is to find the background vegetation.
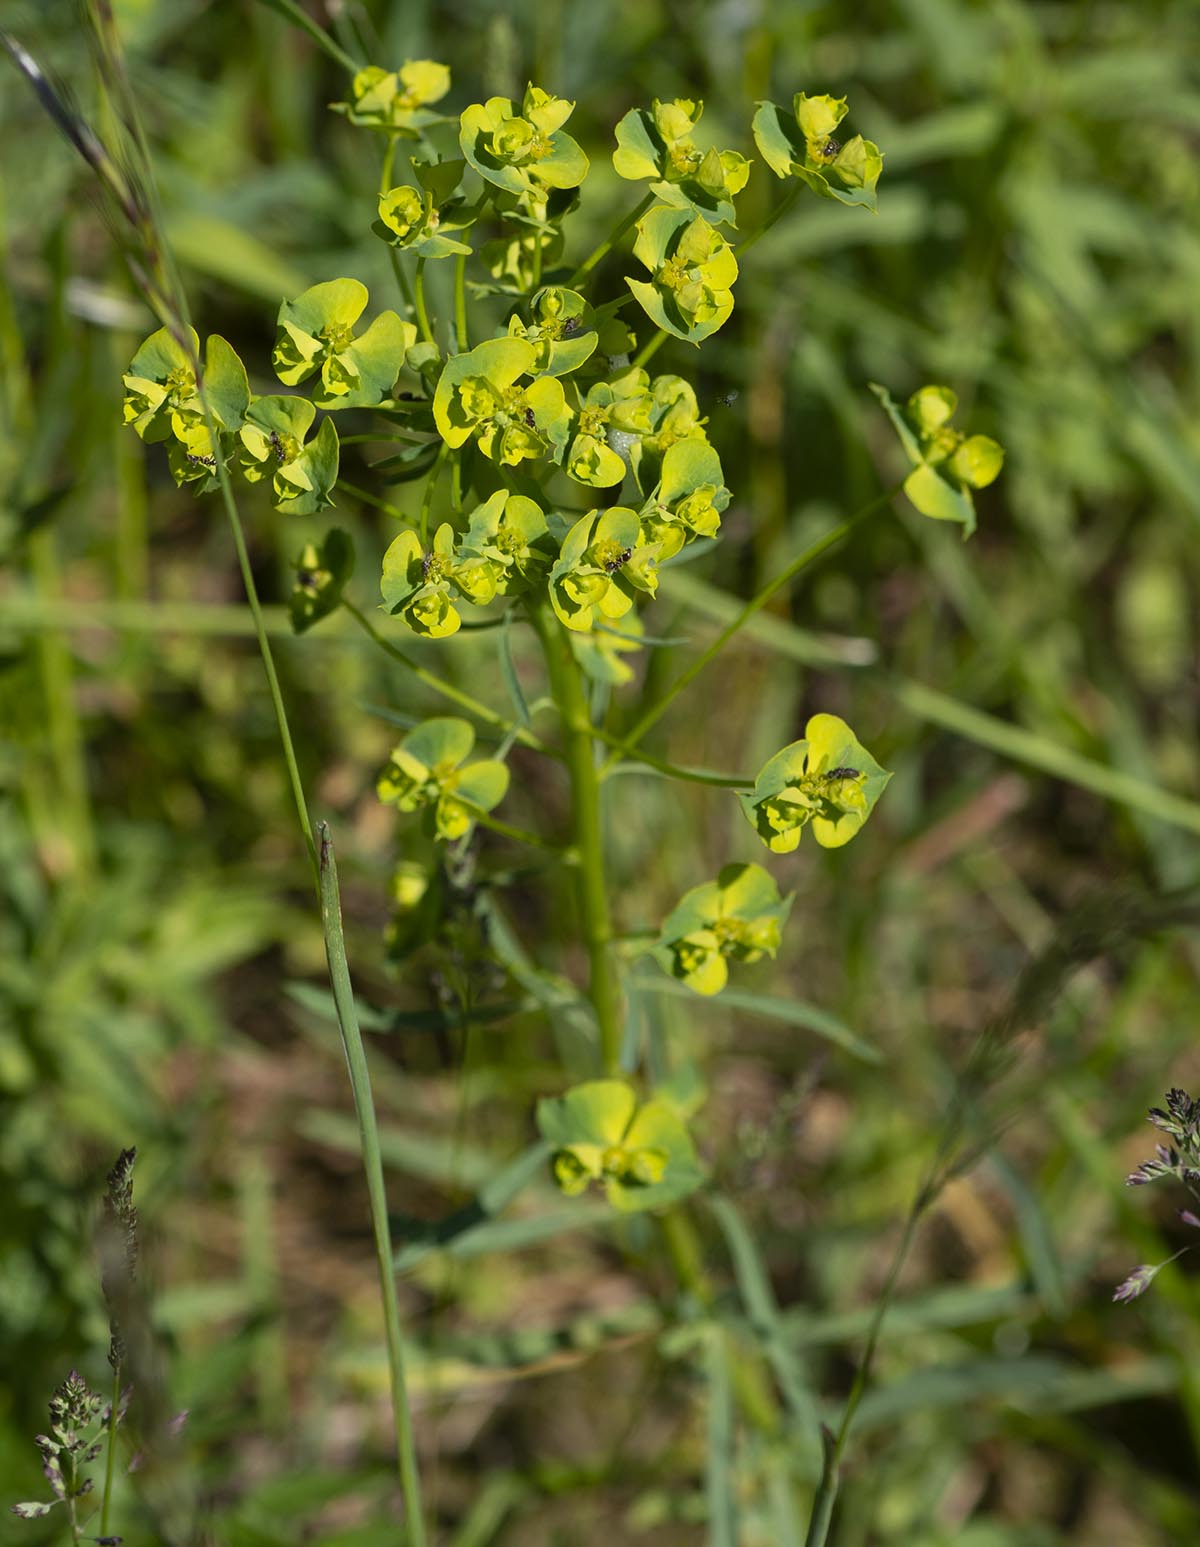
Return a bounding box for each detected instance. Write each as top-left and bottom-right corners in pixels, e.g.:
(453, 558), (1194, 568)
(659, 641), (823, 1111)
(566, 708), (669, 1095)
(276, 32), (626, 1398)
(3, 0), (1200, 1541)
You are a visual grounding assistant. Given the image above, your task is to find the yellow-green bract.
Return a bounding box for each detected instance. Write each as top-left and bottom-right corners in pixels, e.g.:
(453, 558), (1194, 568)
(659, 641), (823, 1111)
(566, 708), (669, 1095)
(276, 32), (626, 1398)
(536, 1080), (704, 1212)
(331, 59), (451, 133)
(871, 382), (1005, 537)
(548, 507), (661, 633)
(272, 279), (415, 411)
(380, 523), (499, 639)
(740, 714), (892, 855)
(432, 337), (572, 467)
(626, 207), (739, 343)
(612, 98), (751, 226)
(654, 863), (793, 996)
(459, 86), (589, 198)
(376, 717), (509, 842)
(239, 395), (339, 515)
(752, 91), (884, 213)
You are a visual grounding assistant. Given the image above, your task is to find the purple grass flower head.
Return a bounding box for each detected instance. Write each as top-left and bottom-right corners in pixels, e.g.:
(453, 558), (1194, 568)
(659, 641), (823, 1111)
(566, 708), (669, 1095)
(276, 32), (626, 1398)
(1113, 1264), (1158, 1303)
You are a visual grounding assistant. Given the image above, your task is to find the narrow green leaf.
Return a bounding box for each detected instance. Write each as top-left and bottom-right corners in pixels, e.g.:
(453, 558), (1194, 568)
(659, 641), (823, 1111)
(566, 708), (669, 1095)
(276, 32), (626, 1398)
(638, 976), (883, 1064)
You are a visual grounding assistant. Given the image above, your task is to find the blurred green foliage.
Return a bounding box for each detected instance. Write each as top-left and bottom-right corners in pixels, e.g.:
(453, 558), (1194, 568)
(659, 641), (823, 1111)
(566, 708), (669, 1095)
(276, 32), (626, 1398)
(2, 0), (1200, 1541)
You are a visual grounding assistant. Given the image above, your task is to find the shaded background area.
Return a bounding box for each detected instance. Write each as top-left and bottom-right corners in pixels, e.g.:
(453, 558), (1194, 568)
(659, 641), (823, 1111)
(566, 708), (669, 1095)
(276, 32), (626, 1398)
(2, 0), (1200, 1541)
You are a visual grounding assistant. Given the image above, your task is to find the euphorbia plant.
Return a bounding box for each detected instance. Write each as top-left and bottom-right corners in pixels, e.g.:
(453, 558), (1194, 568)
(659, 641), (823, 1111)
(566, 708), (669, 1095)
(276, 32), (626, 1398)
(115, 54), (1005, 1543)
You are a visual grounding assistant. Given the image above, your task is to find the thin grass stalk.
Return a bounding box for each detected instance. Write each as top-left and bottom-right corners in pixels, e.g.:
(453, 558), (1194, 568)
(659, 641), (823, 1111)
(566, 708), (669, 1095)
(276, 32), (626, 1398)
(318, 823), (426, 1544)
(99, 1365), (121, 1536)
(26, 10), (423, 1522)
(250, 0), (361, 72)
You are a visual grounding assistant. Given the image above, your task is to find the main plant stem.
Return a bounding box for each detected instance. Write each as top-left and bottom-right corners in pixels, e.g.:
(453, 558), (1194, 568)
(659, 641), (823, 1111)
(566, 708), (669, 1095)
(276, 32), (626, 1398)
(531, 603), (622, 1074)
(98, 1363), (121, 1536)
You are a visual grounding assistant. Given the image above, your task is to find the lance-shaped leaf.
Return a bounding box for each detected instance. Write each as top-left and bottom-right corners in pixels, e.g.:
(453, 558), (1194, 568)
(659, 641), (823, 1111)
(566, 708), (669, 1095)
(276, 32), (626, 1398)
(273, 278), (414, 410)
(752, 92), (883, 212)
(290, 528), (354, 634)
(740, 713), (891, 854)
(536, 1079), (704, 1212)
(654, 863), (793, 997)
(377, 716), (510, 841)
(627, 207), (738, 344)
(870, 382), (1004, 538)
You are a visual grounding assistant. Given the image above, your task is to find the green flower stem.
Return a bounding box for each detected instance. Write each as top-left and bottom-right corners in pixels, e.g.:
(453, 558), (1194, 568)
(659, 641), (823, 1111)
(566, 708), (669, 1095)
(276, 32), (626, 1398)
(341, 597), (559, 761)
(603, 485), (899, 773)
(450, 449), (463, 510)
(336, 479), (415, 524)
(380, 134), (398, 194)
(736, 181), (800, 256)
(632, 327), (667, 368)
(339, 433), (431, 446)
(419, 442), (448, 545)
(454, 251), (469, 351)
(380, 135), (418, 317)
(592, 736), (750, 788)
(413, 258), (435, 347)
(568, 191), (655, 287)
(251, 0), (361, 72)
(461, 802), (571, 855)
(389, 251), (418, 316)
(530, 601), (623, 1074)
(318, 823), (426, 1546)
(99, 1363), (120, 1537)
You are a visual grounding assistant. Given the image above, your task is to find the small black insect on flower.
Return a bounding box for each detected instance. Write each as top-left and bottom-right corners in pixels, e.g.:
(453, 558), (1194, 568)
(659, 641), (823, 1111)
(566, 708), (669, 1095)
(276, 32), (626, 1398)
(185, 453), (216, 469)
(524, 407), (538, 429)
(268, 430), (286, 464)
(819, 137), (841, 160)
(561, 317), (583, 338)
(421, 552), (436, 580)
(823, 767), (862, 782)
(604, 547), (632, 574)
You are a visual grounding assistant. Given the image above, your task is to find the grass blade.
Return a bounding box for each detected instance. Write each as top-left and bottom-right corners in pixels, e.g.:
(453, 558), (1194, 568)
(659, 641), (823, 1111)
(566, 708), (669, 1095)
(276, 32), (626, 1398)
(317, 823), (426, 1544)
